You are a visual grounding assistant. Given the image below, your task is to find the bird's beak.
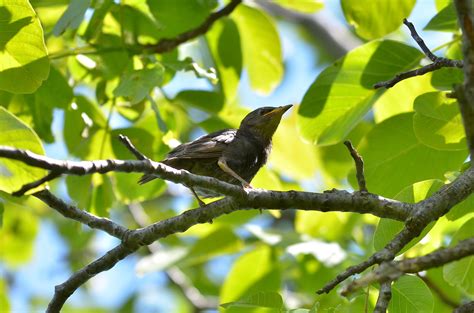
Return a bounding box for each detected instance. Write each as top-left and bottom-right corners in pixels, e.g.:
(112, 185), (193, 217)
(264, 104), (293, 117)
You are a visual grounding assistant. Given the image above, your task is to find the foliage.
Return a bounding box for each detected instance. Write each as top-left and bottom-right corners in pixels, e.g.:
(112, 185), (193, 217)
(0, 0), (472, 312)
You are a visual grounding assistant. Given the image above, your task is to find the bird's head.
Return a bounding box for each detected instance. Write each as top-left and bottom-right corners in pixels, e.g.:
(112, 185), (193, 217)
(239, 105), (293, 141)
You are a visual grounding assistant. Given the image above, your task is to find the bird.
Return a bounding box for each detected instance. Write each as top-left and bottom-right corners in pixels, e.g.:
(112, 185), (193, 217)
(139, 105), (293, 205)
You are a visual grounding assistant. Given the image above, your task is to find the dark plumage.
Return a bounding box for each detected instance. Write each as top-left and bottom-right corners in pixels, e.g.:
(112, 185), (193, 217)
(139, 105), (292, 203)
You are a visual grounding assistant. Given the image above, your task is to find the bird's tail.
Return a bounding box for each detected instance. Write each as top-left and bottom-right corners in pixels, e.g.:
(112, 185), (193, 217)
(138, 174), (157, 185)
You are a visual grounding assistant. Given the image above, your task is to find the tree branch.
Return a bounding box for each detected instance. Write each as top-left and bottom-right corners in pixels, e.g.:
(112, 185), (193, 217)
(454, 301), (474, 313)
(374, 19), (463, 89)
(454, 0), (474, 158)
(317, 166), (474, 294)
(340, 238), (474, 295)
(374, 282), (392, 313)
(49, 0), (242, 60)
(33, 189), (129, 239)
(0, 146), (412, 221)
(344, 140), (367, 192)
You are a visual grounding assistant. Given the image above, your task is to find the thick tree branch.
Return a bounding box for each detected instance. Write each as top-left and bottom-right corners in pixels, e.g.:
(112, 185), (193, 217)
(3, 146), (474, 311)
(317, 166), (474, 294)
(340, 238), (474, 295)
(128, 203), (218, 310)
(0, 146), (411, 221)
(454, 0), (474, 158)
(374, 282), (392, 313)
(455, 301), (474, 313)
(34, 189), (128, 239)
(374, 19), (463, 89)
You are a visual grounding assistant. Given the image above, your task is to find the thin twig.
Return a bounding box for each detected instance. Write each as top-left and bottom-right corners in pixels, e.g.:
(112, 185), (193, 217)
(344, 141), (367, 192)
(318, 166), (474, 294)
(341, 238), (474, 295)
(374, 282), (392, 313)
(48, 0), (242, 60)
(12, 171), (61, 196)
(118, 134), (150, 161)
(374, 19), (463, 89)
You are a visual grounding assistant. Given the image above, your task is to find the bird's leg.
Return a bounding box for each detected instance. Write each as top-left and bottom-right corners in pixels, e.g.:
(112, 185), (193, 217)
(190, 187), (206, 207)
(218, 158), (252, 189)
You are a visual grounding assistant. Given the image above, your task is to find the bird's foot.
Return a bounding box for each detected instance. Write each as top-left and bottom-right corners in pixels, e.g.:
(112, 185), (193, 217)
(242, 182), (253, 190)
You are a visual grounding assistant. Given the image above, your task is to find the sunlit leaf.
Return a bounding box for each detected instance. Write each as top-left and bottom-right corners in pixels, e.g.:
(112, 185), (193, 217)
(389, 276), (434, 313)
(146, 0), (217, 39)
(273, 0), (323, 13)
(341, 0), (416, 39)
(373, 179), (443, 252)
(233, 5), (283, 95)
(221, 246), (281, 303)
(0, 0), (49, 93)
(443, 218), (474, 295)
(0, 107), (46, 194)
(374, 74), (435, 123)
(413, 92), (466, 151)
(353, 113), (467, 197)
(298, 40), (422, 146)
(207, 17), (242, 102)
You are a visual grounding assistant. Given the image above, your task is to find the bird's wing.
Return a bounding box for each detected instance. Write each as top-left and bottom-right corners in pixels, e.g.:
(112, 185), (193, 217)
(165, 129), (236, 160)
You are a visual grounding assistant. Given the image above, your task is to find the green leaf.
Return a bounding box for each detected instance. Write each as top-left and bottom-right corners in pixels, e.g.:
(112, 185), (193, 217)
(273, 0), (323, 13)
(163, 57), (218, 84)
(66, 175), (92, 210)
(63, 96), (107, 159)
(0, 205), (39, 266)
(430, 67), (463, 90)
(447, 193), (474, 220)
(0, 107), (46, 194)
(90, 174), (114, 217)
(233, 5), (283, 95)
(354, 113), (467, 197)
(341, 0), (416, 40)
(0, 279), (9, 312)
(413, 92), (466, 151)
(424, 2), (458, 32)
(207, 17), (242, 102)
(374, 74), (435, 123)
(0, 0), (50, 94)
(83, 0), (113, 41)
(114, 66), (164, 104)
(174, 90), (224, 113)
(111, 128), (166, 202)
(146, 0), (217, 39)
(298, 40), (422, 146)
(221, 291), (283, 311)
(389, 276), (434, 313)
(221, 246), (281, 303)
(53, 0), (90, 36)
(35, 65), (73, 109)
(0, 202), (3, 228)
(373, 179), (443, 252)
(443, 218), (474, 295)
